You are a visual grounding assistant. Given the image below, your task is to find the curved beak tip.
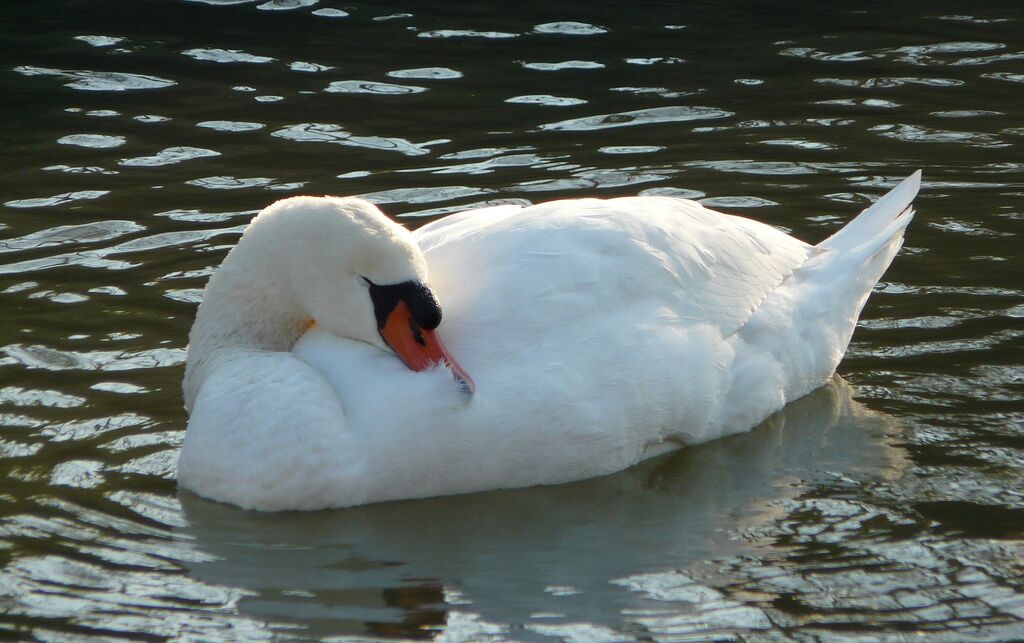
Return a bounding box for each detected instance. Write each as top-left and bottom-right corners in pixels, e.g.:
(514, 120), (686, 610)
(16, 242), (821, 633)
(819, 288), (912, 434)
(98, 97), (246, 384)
(379, 301), (475, 398)
(451, 367), (475, 399)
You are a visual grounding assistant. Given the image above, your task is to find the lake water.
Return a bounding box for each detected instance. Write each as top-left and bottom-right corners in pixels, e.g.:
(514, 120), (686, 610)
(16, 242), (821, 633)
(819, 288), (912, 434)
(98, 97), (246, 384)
(2, 1), (1023, 639)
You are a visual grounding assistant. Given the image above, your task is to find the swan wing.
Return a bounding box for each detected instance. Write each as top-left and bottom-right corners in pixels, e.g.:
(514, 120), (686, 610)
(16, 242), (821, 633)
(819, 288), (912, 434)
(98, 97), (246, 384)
(415, 196), (815, 339)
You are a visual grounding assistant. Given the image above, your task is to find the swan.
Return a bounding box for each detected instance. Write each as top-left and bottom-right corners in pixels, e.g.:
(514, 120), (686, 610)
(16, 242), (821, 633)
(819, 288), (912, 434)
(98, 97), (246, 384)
(179, 171), (920, 511)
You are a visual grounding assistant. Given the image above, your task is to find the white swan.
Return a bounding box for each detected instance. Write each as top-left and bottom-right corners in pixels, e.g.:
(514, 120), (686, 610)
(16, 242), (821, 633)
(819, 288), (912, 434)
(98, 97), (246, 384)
(179, 171), (920, 511)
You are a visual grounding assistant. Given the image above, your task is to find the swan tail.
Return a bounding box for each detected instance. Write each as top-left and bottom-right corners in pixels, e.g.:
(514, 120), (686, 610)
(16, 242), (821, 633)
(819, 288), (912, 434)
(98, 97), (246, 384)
(720, 171), (921, 431)
(818, 169), (920, 256)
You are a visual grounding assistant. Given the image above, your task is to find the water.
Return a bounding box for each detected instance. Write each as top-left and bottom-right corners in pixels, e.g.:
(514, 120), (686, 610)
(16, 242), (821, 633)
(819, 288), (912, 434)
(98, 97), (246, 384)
(2, 0), (1023, 639)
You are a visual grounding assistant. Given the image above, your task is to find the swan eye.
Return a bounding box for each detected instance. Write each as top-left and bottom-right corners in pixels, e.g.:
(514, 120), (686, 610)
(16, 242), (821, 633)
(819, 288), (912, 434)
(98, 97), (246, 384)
(409, 319), (426, 347)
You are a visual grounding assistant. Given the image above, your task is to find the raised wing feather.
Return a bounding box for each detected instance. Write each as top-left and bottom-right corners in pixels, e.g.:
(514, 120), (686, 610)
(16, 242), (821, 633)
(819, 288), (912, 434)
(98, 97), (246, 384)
(415, 197), (814, 339)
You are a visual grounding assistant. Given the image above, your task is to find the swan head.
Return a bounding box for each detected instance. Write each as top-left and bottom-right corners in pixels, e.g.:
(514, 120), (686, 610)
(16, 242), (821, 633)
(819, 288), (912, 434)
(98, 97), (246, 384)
(199, 195), (473, 394)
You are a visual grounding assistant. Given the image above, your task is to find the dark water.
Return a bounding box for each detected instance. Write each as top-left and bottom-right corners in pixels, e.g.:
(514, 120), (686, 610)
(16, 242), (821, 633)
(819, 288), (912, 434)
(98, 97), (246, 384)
(2, 1), (1024, 639)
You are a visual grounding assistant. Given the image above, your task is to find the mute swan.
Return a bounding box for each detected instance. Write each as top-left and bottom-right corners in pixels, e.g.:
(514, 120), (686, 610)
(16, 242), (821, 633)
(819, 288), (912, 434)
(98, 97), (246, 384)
(179, 171), (920, 511)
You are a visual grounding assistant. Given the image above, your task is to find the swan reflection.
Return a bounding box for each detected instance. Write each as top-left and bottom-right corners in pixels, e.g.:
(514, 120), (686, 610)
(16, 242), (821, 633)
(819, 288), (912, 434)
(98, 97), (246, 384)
(179, 377), (904, 639)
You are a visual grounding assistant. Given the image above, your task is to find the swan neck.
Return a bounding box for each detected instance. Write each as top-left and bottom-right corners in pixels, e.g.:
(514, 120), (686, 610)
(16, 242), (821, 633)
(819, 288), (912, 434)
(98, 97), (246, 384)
(183, 262), (307, 410)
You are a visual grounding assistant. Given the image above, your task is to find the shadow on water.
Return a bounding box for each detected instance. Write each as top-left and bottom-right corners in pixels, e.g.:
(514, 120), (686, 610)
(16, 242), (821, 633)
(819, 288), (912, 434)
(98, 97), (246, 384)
(179, 377), (905, 639)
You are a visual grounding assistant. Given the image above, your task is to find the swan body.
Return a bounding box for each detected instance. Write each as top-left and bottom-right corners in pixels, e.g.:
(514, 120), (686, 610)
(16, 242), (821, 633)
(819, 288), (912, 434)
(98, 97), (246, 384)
(179, 172), (920, 511)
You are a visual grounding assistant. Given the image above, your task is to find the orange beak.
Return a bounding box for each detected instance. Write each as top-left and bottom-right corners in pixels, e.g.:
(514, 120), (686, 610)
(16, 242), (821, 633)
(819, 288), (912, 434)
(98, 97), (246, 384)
(380, 300), (475, 396)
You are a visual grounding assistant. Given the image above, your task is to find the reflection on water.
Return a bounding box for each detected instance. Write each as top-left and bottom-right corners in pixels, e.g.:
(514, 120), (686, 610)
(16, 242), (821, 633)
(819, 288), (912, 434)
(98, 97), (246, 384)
(2, 0), (1024, 638)
(180, 379), (902, 639)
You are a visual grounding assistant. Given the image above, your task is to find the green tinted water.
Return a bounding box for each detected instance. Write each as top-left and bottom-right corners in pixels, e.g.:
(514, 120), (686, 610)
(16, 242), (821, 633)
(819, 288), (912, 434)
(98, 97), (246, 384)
(2, 1), (1023, 639)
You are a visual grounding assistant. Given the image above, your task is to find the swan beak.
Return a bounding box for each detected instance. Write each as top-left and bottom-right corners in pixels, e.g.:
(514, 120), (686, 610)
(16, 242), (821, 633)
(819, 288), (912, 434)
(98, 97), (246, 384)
(381, 301), (475, 396)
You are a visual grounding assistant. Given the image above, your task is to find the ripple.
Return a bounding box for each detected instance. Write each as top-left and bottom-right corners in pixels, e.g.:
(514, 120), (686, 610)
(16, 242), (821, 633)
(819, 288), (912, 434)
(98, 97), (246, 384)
(533, 21), (607, 36)
(687, 159), (854, 176)
(0, 387), (86, 408)
(817, 98), (900, 108)
(929, 218), (1014, 237)
(934, 14), (1014, 24)
(522, 60), (605, 71)
(517, 168), (673, 192)
(780, 47), (879, 62)
(760, 138), (837, 151)
(983, 72), (1024, 84)
(540, 105), (732, 131)
(405, 152), (556, 175)
(256, 0), (317, 10)
(74, 35), (125, 47)
(638, 186), (705, 199)
(14, 66), (175, 91)
(611, 86), (697, 99)
(196, 120), (265, 132)
(359, 186), (494, 205)
(699, 196), (780, 208)
(324, 80), (427, 94)
(4, 191), (110, 209)
(133, 114), (171, 123)
(272, 122), (438, 156)
(387, 67), (463, 80)
(2, 344), (185, 372)
(52, 163), (95, 181)
(625, 57), (685, 65)
(816, 76), (965, 89)
(505, 94), (587, 107)
(418, 30), (519, 39)
(182, 48), (275, 64)
(598, 145), (665, 154)
(120, 147), (220, 167)
(311, 7), (348, 17)
(953, 53), (1024, 66)
(373, 13), (412, 22)
(0, 220), (144, 253)
(186, 176), (274, 190)
(288, 60), (333, 72)
(56, 134), (126, 149)
(869, 123), (1007, 148)
(932, 110), (1003, 118)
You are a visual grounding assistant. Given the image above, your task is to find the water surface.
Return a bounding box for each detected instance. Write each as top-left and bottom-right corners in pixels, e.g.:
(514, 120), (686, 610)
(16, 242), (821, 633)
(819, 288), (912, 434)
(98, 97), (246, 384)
(2, 1), (1024, 639)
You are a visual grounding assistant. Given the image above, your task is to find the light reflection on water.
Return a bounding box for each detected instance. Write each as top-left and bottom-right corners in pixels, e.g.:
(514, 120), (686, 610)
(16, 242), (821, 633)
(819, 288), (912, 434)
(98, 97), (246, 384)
(1, 0), (1023, 639)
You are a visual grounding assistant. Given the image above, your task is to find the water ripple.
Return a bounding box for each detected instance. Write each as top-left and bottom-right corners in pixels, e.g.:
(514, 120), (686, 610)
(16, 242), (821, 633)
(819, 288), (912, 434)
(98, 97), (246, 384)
(869, 123), (1007, 148)
(57, 134), (126, 148)
(14, 66), (175, 91)
(182, 48), (275, 64)
(506, 94), (587, 107)
(309, 7), (346, 17)
(539, 105), (733, 131)
(0, 220), (144, 254)
(359, 186), (494, 205)
(4, 191), (110, 209)
(324, 80), (427, 95)
(387, 67), (462, 80)
(288, 60), (333, 73)
(533, 22), (607, 36)
(74, 35), (125, 47)
(2, 344), (185, 372)
(256, 0), (317, 10)
(186, 176), (274, 190)
(196, 120), (265, 132)
(418, 29), (519, 40)
(522, 60), (605, 71)
(272, 122), (438, 156)
(120, 147), (220, 167)
(816, 76), (965, 89)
